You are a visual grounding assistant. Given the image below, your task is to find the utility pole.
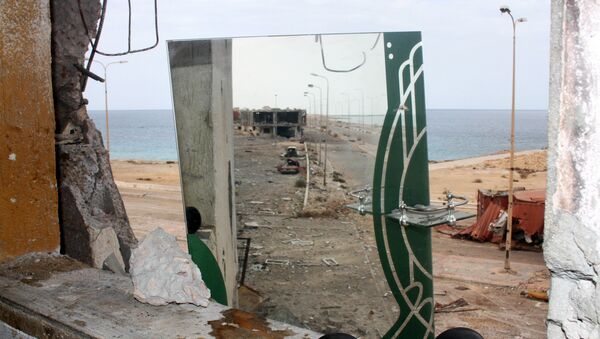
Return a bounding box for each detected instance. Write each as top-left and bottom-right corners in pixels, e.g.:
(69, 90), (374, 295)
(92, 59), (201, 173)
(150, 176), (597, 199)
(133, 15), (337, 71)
(500, 6), (526, 271)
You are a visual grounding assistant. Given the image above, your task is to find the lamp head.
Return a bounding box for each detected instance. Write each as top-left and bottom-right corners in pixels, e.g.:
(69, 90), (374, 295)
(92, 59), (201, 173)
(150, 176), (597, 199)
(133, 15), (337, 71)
(308, 84), (314, 88)
(517, 17), (527, 23)
(499, 5), (510, 14)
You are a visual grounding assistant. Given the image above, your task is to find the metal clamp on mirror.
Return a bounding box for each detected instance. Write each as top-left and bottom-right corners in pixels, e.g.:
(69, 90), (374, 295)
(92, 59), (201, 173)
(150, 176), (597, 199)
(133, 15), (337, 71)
(387, 192), (473, 228)
(346, 186), (373, 215)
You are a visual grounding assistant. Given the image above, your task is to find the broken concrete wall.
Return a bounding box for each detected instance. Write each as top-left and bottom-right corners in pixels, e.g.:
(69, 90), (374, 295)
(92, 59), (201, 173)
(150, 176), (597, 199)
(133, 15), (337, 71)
(0, 0), (60, 261)
(51, 0), (137, 270)
(544, 1), (600, 338)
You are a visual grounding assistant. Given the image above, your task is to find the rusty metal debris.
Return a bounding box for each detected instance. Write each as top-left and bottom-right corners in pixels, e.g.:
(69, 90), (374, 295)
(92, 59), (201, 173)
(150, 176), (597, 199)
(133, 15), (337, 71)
(524, 290), (549, 302)
(454, 189), (545, 244)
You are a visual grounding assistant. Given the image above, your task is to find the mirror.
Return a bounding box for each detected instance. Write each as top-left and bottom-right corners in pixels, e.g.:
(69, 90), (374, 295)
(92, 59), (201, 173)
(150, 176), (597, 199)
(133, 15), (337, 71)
(167, 32), (434, 336)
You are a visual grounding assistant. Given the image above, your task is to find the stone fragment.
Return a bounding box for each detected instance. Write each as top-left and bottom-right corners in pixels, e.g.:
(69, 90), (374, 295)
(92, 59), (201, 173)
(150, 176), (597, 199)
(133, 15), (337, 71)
(91, 227), (125, 271)
(102, 253), (126, 275)
(130, 228), (211, 307)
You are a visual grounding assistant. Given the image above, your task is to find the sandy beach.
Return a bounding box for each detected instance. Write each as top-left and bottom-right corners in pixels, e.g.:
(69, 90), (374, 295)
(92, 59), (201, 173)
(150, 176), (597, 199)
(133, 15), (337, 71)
(111, 125), (548, 338)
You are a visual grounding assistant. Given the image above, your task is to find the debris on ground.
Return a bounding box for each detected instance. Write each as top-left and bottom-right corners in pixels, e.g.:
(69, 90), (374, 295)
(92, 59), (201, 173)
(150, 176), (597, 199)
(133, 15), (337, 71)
(244, 221), (273, 229)
(282, 239), (314, 246)
(322, 258), (339, 266)
(130, 227), (211, 307)
(332, 171), (346, 183)
(265, 259), (290, 266)
(524, 290), (549, 302)
(434, 298), (477, 313)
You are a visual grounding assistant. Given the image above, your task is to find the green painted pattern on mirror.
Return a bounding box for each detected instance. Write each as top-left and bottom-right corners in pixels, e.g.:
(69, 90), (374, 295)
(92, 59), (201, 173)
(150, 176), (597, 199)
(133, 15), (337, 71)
(372, 32), (434, 338)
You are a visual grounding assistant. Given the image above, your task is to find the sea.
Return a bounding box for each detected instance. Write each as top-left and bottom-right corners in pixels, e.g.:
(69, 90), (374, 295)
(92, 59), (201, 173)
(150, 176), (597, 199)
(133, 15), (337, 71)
(88, 109), (547, 162)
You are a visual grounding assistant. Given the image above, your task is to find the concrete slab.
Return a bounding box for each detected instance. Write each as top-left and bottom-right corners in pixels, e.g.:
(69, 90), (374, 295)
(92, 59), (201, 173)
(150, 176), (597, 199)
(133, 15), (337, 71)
(0, 259), (319, 338)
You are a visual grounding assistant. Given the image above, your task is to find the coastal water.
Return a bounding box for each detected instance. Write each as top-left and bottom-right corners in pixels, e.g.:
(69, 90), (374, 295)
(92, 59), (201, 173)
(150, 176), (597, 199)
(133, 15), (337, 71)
(89, 109), (547, 161)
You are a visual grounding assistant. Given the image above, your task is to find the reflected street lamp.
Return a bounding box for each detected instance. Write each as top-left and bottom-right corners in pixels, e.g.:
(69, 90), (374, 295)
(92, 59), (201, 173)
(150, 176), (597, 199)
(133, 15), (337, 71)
(303, 92), (312, 118)
(340, 92), (351, 125)
(354, 88), (365, 132)
(500, 6), (526, 271)
(308, 83), (323, 165)
(88, 59), (128, 153)
(310, 73), (330, 186)
(304, 91), (317, 128)
(307, 84), (323, 126)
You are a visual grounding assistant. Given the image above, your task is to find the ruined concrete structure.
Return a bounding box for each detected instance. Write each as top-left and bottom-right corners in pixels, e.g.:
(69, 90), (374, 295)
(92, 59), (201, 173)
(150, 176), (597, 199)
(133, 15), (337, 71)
(51, 0), (137, 270)
(239, 108), (306, 138)
(0, 0), (60, 260)
(544, 1), (600, 338)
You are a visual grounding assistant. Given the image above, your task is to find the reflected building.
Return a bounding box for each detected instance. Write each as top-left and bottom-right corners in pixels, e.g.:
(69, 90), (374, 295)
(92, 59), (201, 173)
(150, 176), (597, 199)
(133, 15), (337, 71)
(238, 108), (306, 138)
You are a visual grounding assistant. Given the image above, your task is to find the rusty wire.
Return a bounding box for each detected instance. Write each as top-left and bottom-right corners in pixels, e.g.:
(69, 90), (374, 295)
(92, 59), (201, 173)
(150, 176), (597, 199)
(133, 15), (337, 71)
(78, 0), (159, 57)
(77, 0), (159, 90)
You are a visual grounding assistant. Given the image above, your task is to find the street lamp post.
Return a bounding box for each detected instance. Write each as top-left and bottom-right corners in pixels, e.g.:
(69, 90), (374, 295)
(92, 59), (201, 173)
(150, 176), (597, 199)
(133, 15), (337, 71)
(308, 84), (323, 165)
(310, 73), (330, 186)
(354, 88), (365, 132)
(341, 92), (351, 126)
(88, 59), (128, 153)
(500, 6), (526, 271)
(369, 97), (375, 127)
(308, 84), (323, 127)
(303, 93), (312, 119)
(304, 91), (317, 128)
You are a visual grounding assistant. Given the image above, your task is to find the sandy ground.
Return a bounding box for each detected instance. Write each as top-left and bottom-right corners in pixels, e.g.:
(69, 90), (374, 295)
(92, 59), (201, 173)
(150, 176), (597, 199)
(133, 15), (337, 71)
(111, 123), (549, 338)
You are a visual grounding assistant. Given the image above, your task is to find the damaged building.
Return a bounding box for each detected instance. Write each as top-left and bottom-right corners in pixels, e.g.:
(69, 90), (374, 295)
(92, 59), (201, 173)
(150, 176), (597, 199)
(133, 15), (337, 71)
(239, 108), (306, 138)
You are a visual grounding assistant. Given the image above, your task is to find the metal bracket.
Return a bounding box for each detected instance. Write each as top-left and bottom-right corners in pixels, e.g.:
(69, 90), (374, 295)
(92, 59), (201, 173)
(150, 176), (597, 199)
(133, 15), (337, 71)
(347, 189), (475, 227)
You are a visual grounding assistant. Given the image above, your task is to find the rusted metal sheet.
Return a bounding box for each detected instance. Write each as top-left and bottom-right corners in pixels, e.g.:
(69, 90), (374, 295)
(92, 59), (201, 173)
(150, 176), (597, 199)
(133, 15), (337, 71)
(455, 189), (545, 243)
(513, 189), (545, 237)
(455, 190), (508, 242)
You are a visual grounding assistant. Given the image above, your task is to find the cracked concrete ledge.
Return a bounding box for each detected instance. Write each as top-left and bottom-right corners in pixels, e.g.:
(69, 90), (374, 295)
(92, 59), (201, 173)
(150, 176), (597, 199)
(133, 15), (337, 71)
(0, 264), (320, 338)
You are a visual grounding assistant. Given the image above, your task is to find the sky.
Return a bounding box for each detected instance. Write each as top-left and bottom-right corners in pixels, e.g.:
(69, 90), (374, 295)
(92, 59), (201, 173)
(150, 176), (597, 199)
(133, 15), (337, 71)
(231, 34), (388, 115)
(83, 0), (551, 111)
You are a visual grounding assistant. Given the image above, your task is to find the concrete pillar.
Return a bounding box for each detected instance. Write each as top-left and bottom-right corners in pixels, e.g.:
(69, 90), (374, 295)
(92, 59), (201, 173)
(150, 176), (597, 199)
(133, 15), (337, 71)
(168, 40), (238, 306)
(0, 0), (60, 261)
(51, 0), (137, 271)
(544, 1), (600, 338)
